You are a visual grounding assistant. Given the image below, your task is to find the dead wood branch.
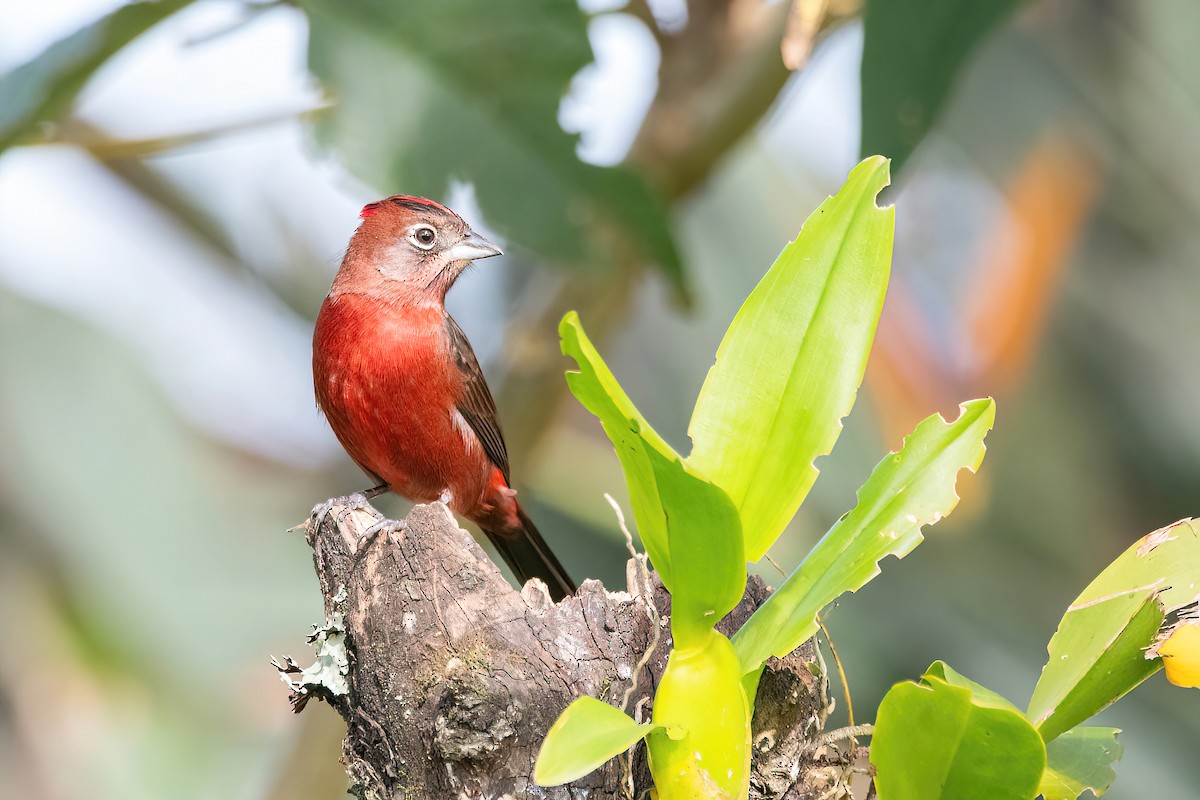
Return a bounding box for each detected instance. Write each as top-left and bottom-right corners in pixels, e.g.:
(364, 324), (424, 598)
(281, 501), (862, 799)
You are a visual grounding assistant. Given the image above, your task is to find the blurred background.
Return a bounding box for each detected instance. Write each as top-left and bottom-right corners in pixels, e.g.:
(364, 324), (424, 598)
(1, 0), (1197, 797)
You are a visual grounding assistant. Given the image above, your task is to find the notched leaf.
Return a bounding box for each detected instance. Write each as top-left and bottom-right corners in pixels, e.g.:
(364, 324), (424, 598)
(731, 398), (994, 674)
(686, 156), (895, 562)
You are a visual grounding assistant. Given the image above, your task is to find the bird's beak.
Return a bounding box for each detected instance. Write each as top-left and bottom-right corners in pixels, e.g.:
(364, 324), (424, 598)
(447, 230), (503, 262)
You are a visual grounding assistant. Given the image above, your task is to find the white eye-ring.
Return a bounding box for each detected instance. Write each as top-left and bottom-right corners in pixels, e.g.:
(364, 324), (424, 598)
(410, 225), (437, 250)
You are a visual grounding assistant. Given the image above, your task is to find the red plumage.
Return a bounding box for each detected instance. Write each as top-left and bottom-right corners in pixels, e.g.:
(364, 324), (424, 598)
(312, 197), (574, 600)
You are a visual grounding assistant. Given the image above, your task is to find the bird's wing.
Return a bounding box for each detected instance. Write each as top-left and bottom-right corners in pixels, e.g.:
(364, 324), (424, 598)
(446, 314), (511, 482)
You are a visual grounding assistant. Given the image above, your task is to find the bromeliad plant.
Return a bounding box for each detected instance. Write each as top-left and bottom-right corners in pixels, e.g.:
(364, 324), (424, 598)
(533, 157), (997, 798)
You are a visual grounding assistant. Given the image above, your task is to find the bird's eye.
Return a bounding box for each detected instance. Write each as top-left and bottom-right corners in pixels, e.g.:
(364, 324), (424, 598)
(411, 226), (437, 249)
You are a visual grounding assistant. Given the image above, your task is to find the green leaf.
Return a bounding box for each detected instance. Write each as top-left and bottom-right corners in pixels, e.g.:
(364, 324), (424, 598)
(871, 673), (1046, 800)
(1028, 591), (1161, 744)
(1027, 519), (1200, 742)
(0, 0), (194, 152)
(687, 156), (894, 561)
(303, 0), (681, 285)
(1077, 519), (1200, 621)
(860, 0), (1022, 174)
(925, 660), (1020, 713)
(733, 399), (994, 673)
(559, 313), (744, 645)
(559, 311), (679, 586)
(655, 455), (745, 648)
(534, 696), (657, 787)
(919, 661), (1118, 800)
(1037, 727), (1123, 800)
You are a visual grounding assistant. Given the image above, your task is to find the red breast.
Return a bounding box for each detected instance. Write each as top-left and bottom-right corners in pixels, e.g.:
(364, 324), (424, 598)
(313, 293), (496, 515)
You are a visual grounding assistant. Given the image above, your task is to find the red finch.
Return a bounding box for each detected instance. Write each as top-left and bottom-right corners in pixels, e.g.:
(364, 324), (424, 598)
(312, 196), (575, 600)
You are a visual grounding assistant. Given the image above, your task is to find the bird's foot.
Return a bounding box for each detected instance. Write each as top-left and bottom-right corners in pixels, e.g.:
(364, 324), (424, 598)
(359, 517), (406, 548)
(311, 492), (383, 532)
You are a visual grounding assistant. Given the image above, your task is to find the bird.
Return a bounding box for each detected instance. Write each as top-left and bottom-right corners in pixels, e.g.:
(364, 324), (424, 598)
(311, 195), (576, 601)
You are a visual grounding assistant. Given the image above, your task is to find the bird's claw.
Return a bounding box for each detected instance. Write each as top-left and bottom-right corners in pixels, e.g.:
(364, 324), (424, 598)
(360, 517), (405, 547)
(311, 492), (383, 532)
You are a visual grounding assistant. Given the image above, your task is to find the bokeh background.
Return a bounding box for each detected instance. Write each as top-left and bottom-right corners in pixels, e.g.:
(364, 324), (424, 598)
(1, 0), (1198, 798)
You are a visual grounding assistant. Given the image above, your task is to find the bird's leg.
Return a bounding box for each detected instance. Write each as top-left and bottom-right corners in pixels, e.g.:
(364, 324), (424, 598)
(361, 483), (390, 500)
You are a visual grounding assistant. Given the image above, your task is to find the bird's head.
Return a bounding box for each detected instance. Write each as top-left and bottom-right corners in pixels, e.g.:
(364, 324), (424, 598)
(333, 196), (502, 302)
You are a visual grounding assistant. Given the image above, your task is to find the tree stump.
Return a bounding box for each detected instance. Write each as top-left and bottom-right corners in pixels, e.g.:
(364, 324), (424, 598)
(278, 501), (866, 799)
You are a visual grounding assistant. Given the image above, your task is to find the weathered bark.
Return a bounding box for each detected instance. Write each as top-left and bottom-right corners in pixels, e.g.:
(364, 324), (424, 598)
(281, 501), (865, 799)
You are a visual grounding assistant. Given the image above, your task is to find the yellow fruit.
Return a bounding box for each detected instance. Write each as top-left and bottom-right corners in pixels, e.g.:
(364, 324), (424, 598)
(1159, 621), (1200, 689)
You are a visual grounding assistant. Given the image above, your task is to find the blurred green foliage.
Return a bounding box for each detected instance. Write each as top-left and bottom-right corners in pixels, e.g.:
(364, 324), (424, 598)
(860, 0), (1021, 174)
(0, 0), (1198, 799)
(303, 0), (682, 284)
(0, 0), (195, 149)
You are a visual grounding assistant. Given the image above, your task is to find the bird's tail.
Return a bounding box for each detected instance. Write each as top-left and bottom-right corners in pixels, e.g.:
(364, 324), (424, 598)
(483, 505), (576, 601)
